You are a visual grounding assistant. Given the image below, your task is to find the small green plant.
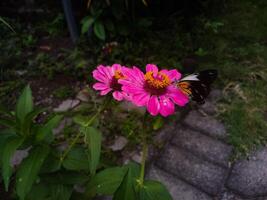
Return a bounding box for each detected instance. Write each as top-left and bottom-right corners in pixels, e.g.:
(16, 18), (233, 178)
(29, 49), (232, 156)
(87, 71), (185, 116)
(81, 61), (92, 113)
(195, 47), (208, 57)
(81, 0), (152, 41)
(0, 85), (62, 199)
(204, 20), (224, 34)
(0, 16), (15, 33)
(21, 34), (36, 47)
(0, 85), (172, 200)
(53, 86), (74, 99)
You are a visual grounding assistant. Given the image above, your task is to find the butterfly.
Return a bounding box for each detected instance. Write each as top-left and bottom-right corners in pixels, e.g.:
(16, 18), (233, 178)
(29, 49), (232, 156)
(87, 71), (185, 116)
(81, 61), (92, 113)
(177, 69), (218, 104)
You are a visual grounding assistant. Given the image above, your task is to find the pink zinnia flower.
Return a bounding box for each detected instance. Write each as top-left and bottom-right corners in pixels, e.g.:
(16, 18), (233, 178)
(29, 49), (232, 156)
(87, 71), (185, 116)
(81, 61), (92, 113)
(92, 64), (128, 101)
(119, 64), (189, 116)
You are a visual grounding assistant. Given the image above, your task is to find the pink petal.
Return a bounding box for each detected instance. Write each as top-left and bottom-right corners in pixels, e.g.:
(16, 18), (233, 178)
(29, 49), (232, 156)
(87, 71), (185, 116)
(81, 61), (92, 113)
(106, 66), (114, 77)
(121, 67), (144, 86)
(100, 88), (112, 95)
(146, 64), (158, 75)
(92, 70), (109, 83)
(133, 66), (145, 80)
(167, 86), (189, 106)
(111, 64), (122, 73)
(98, 66), (113, 79)
(132, 93), (150, 106)
(93, 83), (109, 90)
(121, 85), (145, 95)
(160, 69), (181, 81)
(112, 91), (124, 101)
(96, 65), (112, 80)
(159, 96), (175, 117)
(147, 95), (160, 116)
(122, 91), (132, 101)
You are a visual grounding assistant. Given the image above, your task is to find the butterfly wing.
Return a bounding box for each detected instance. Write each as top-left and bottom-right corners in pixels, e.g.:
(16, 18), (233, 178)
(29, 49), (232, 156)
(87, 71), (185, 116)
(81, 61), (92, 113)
(178, 70), (218, 104)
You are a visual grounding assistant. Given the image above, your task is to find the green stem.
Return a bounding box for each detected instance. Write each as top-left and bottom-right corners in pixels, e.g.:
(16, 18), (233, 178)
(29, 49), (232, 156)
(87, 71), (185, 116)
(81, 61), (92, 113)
(60, 131), (82, 163)
(139, 141), (148, 186)
(60, 97), (110, 163)
(139, 112), (149, 186)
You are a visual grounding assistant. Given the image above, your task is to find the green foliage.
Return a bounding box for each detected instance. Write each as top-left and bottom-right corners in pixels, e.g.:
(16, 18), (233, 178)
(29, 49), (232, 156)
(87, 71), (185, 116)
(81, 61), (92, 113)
(94, 20), (106, 41)
(81, 16), (95, 35)
(113, 165), (138, 200)
(26, 182), (50, 200)
(0, 130), (15, 166)
(139, 180), (172, 200)
(0, 86), (63, 197)
(50, 184), (73, 200)
(152, 116), (164, 131)
(53, 86), (74, 100)
(86, 166), (127, 196)
(41, 171), (89, 185)
(82, 126), (102, 175)
(62, 147), (90, 171)
(35, 115), (63, 143)
(21, 34), (36, 47)
(87, 162), (172, 200)
(15, 85), (33, 125)
(1, 136), (24, 190)
(0, 16), (15, 33)
(16, 145), (50, 200)
(80, 0), (152, 41)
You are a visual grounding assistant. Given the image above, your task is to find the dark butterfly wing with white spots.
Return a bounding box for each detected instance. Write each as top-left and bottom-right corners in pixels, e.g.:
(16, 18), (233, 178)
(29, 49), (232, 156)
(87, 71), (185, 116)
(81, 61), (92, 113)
(177, 70), (218, 104)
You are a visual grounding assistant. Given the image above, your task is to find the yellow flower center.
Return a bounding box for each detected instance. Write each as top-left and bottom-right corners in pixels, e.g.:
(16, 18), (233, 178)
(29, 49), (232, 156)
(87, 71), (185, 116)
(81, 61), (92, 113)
(145, 71), (171, 89)
(114, 70), (125, 80)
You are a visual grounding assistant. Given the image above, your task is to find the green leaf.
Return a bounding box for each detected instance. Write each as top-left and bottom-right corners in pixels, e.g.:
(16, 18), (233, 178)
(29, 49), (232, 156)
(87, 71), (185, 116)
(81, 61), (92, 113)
(139, 180), (172, 200)
(26, 183), (73, 200)
(50, 184), (73, 200)
(40, 151), (61, 173)
(93, 21), (105, 40)
(26, 182), (50, 200)
(152, 116), (164, 130)
(16, 145), (50, 200)
(0, 130), (16, 166)
(16, 85), (33, 124)
(73, 115), (91, 127)
(1, 136), (24, 191)
(36, 115), (62, 143)
(113, 163), (140, 200)
(0, 16), (16, 33)
(81, 16), (95, 34)
(0, 104), (13, 117)
(82, 126), (102, 175)
(73, 114), (99, 128)
(62, 147), (90, 171)
(22, 108), (46, 135)
(42, 171), (89, 185)
(125, 162), (141, 180)
(0, 118), (16, 129)
(86, 166), (127, 197)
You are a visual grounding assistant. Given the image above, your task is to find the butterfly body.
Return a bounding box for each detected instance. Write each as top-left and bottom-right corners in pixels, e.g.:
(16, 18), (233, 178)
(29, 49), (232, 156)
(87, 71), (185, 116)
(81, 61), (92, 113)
(178, 70), (218, 104)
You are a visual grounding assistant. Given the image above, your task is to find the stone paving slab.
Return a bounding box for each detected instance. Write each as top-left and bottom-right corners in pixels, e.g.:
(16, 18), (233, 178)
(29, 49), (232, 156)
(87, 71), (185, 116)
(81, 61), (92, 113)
(227, 148), (267, 197)
(183, 110), (227, 140)
(171, 126), (232, 167)
(147, 165), (212, 200)
(208, 89), (223, 103)
(220, 190), (248, 200)
(198, 100), (217, 115)
(156, 144), (227, 195)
